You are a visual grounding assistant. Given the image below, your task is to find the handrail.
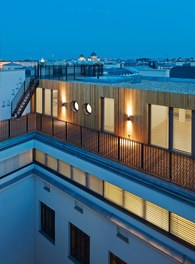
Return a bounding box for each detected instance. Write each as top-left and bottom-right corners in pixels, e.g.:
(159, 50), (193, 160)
(11, 78), (31, 115)
(0, 113), (194, 191)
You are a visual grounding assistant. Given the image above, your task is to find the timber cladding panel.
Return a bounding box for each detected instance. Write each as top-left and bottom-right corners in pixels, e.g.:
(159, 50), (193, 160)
(39, 80), (195, 143)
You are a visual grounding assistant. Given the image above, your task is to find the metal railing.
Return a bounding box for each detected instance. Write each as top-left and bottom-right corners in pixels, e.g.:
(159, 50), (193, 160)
(11, 78), (31, 115)
(0, 113), (194, 191)
(37, 64), (104, 81)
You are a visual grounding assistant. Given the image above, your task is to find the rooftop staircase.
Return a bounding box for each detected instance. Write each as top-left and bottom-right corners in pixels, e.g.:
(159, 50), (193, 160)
(11, 78), (39, 118)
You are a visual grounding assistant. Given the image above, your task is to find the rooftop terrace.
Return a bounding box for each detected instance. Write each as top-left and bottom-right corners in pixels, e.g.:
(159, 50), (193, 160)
(74, 76), (195, 95)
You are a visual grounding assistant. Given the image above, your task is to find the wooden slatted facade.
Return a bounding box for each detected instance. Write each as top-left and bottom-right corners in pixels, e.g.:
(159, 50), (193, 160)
(37, 80), (195, 144)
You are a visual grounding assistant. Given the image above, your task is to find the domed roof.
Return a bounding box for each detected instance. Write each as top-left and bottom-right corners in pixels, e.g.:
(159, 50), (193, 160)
(90, 51), (97, 56)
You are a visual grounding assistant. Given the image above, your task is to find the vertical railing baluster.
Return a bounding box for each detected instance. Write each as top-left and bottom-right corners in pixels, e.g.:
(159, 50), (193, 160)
(118, 136), (120, 161)
(141, 143), (144, 169)
(80, 126), (82, 147)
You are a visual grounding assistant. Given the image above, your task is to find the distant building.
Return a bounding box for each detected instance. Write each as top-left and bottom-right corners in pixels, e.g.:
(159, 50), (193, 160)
(0, 69), (27, 120)
(78, 54), (86, 61)
(170, 66), (195, 79)
(88, 51), (100, 62)
(3, 62), (23, 70)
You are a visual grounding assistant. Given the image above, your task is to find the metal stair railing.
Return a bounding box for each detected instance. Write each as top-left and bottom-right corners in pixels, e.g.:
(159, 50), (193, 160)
(11, 78), (39, 118)
(11, 78), (31, 116)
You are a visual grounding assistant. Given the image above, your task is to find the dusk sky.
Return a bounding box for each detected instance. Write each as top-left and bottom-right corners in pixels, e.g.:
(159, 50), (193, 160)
(0, 0), (195, 59)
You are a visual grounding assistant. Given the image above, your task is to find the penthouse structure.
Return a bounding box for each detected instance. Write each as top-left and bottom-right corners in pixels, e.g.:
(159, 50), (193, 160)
(0, 67), (194, 264)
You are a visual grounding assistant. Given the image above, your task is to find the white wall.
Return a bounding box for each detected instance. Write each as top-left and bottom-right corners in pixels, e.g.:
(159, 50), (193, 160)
(0, 175), (35, 264)
(0, 70), (28, 120)
(34, 175), (180, 264)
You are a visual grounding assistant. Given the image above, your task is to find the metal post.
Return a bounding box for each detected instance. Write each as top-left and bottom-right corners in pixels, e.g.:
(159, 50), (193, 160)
(169, 107), (173, 180)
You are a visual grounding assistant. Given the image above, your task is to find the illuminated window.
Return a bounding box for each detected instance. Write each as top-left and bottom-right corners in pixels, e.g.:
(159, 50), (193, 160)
(173, 108), (192, 153)
(104, 182), (123, 206)
(58, 160), (71, 178)
(36, 88), (42, 113)
(151, 105), (169, 148)
(83, 103), (92, 115)
(103, 98), (114, 133)
(145, 201), (169, 231)
(124, 191), (144, 217)
(35, 149), (45, 164)
(47, 155), (57, 170)
(52, 90), (58, 117)
(71, 101), (79, 112)
(72, 167), (86, 186)
(44, 89), (51, 115)
(170, 213), (195, 246)
(87, 174), (103, 195)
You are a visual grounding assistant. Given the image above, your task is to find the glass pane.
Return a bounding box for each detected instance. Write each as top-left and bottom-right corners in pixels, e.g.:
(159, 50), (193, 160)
(35, 149), (45, 164)
(104, 98), (114, 132)
(72, 167), (86, 186)
(173, 108), (191, 153)
(18, 150), (33, 167)
(145, 201), (169, 231)
(47, 155), (57, 171)
(52, 90), (58, 117)
(171, 213), (195, 246)
(36, 88), (42, 113)
(104, 182), (123, 206)
(151, 105), (169, 148)
(124, 191), (144, 217)
(87, 174), (103, 195)
(58, 160), (71, 178)
(44, 89), (51, 115)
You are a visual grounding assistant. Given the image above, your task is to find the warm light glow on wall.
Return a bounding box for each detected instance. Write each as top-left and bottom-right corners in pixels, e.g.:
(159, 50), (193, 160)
(61, 93), (66, 119)
(127, 104), (133, 138)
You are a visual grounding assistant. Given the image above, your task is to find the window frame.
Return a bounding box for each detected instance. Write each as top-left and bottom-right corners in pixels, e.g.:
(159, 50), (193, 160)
(40, 202), (55, 243)
(70, 223), (90, 264)
(109, 252), (126, 264)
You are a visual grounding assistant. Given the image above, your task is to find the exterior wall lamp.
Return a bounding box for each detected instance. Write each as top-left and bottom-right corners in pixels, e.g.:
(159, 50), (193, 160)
(127, 115), (134, 121)
(62, 102), (66, 107)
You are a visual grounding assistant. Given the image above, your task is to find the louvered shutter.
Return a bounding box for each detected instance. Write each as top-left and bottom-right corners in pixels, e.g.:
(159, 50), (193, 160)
(124, 191), (144, 217)
(104, 182), (123, 206)
(145, 201), (169, 231)
(72, 168), (86, 186)
(87, 174), (103, 195)
(47, 155), (57, 170)
(18, 150), (33, 167)
(35, 150), (45, 164)
(58, 160), (71, 178)
(170, 213), (195, 246)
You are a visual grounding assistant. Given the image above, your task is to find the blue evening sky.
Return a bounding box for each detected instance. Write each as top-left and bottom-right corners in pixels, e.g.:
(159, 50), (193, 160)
(0, 0), (195, 60)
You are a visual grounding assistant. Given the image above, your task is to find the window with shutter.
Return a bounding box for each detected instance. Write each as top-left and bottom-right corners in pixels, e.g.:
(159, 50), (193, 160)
(58, 160), (71, 178)
(47, 155), (57, 171)
(87, 174), (103, 195)
(104, 182), (123, 206)
(145, 201), (169, 231)
(124, 191), (144, 217)
(170, 213), (195, 246)
(72, 167), (86, 186)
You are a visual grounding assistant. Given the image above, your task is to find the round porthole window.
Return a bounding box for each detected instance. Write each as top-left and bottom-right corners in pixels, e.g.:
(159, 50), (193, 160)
(83, 103), (92, 115)
(71, 101), (79, 112)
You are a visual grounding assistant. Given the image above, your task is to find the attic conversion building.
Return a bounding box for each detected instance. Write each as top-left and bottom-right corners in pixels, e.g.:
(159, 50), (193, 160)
(0, 67), (195, 264)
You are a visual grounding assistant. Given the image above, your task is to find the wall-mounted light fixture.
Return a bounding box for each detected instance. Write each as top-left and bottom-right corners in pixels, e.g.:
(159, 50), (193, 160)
(127, 115), (134, 121)
(62, 102), (66, 107)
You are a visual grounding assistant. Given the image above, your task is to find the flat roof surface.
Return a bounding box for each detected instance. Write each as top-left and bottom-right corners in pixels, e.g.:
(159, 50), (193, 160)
(73, 76), (195, 95)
